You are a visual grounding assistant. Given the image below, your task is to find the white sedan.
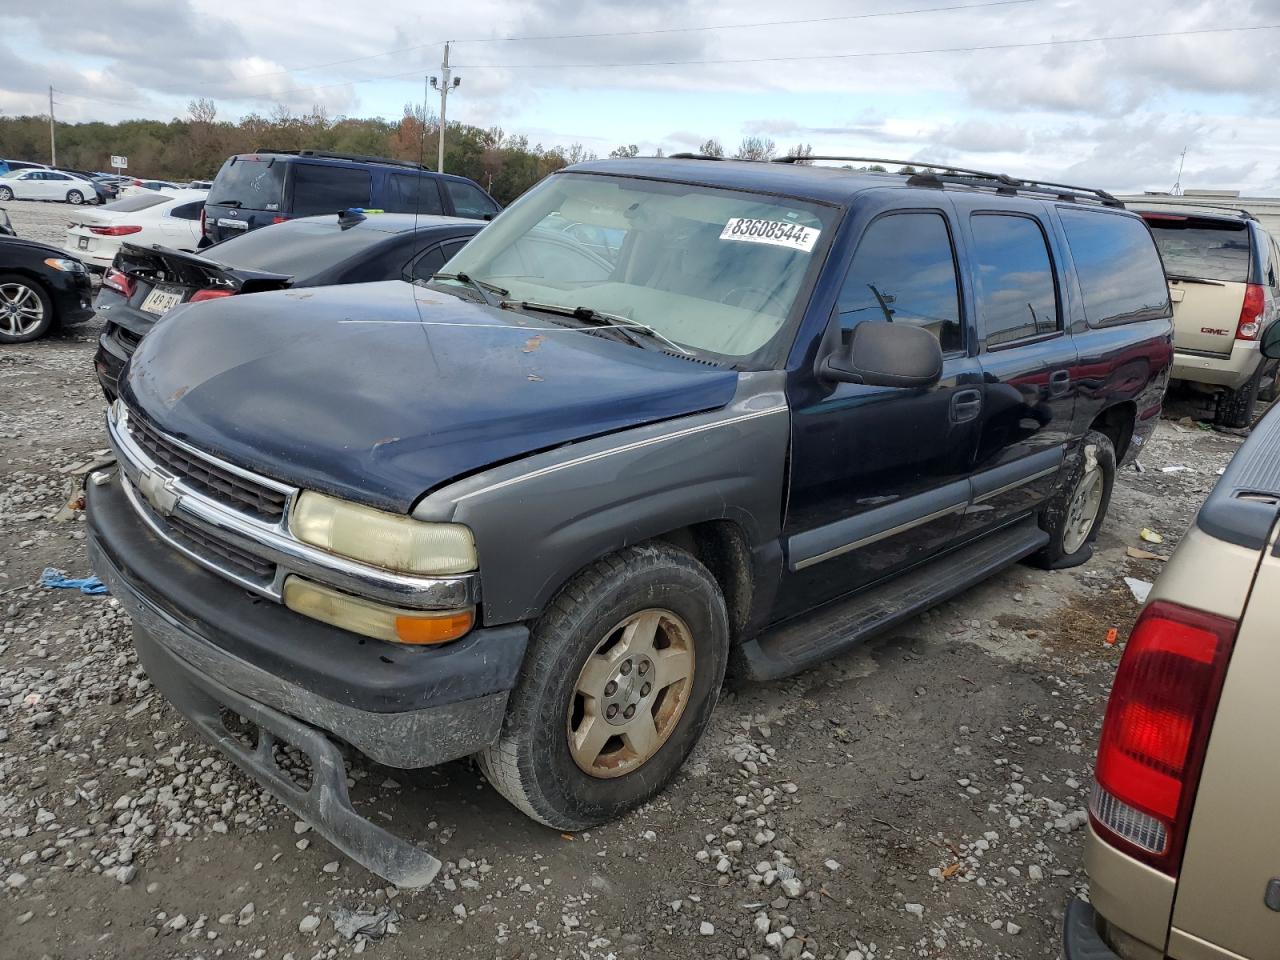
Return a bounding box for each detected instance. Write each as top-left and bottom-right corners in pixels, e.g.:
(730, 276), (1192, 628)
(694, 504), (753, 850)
(62, 189), (207, 270)
(0, 168), (101, 205)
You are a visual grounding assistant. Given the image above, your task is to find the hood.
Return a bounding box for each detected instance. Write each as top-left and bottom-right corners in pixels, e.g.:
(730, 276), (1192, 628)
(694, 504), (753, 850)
(121, 281), (739, 512)
(2, 235), (67, 257)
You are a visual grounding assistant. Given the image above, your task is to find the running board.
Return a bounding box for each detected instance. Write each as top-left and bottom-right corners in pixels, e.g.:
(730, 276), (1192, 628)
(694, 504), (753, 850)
(738, 519), (1050, 681)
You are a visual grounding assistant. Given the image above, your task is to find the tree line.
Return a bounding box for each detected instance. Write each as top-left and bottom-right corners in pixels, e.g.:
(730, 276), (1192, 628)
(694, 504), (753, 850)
(0, 100), (832, 204)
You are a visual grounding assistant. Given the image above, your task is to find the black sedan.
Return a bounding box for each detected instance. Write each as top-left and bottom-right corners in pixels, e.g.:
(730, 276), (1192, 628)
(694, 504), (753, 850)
(93, 211), (485, 399)
(0, 208), (94, 343)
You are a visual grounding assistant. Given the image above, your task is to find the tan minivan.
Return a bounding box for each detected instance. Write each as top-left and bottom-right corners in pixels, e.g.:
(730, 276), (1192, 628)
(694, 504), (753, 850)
(1135, 204), (1280, 428)
(1066, 324), (1280, 958)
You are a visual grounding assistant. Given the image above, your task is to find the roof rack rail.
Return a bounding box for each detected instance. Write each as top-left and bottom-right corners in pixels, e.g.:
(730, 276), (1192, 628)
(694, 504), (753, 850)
(771, 155), (1124, 209)
(250, 149), (430, 171)
(667, 152), (726, 161)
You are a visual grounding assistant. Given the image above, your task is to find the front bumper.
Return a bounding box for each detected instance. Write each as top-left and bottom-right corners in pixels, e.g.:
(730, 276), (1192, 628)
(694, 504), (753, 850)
(50, 272), (95, 326)
(1063, 899), (1121, 960)
(86, 469), (529, 884)
(1171, 341), (1261, 390)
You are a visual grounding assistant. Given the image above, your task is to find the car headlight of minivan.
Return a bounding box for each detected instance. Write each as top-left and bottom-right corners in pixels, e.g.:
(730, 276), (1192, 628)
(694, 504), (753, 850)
(289, 490), (477, 575)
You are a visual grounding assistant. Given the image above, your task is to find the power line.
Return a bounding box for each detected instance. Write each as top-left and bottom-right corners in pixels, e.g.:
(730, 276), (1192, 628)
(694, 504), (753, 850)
(207, 0), (1038, 85)
(455, 22), (1280, 68)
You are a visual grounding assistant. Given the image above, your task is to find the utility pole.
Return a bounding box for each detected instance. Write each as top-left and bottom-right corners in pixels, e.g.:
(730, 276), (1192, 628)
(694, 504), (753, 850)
(48, 86), (57, 167)
(1173, 146), (1187, 197)
(429, 42), (461, 173)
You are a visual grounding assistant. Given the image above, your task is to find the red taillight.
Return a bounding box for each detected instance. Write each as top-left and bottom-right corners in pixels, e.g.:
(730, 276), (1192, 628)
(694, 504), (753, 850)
(272, 215), (287, 224)
(103, 268), (135, 298)
(188, 288), (233, 303)
(89, 225), (142, 236)
(1236, 283), (1265, 340)
(1090, 600), (1236, 875)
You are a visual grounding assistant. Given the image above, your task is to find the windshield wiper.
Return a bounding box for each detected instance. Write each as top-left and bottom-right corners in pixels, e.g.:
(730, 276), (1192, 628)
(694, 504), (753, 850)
(500, 300), (691, 355)
(430, 272), (510, 307)
(1166, 274), (1226, 286)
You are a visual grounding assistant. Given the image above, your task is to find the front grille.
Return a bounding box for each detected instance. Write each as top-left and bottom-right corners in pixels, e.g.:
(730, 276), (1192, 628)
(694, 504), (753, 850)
(126, 410), (289, 522)
(166, 513), (276, 582)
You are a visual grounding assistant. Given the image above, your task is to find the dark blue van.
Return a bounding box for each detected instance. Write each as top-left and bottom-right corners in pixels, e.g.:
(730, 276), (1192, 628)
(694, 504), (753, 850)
(201, 150), (500, 244)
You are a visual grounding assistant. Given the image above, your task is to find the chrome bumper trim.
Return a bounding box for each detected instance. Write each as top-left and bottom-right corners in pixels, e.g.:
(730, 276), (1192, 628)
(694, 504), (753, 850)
(107, 403), (477, 610)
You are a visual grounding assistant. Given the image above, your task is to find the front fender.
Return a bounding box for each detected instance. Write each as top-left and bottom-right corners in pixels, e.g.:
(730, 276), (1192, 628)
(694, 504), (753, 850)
(414, 372), (791, 625)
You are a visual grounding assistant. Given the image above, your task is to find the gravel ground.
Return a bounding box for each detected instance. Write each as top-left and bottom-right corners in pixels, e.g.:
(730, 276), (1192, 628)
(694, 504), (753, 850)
(0, 196), (1252, 960)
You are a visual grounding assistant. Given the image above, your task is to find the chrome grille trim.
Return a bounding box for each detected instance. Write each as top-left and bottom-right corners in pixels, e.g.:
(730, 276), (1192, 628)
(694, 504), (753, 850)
(107, 402), (477, 610)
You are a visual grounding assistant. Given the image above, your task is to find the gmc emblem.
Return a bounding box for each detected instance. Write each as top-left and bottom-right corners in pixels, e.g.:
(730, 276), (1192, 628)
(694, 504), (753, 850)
(1201, 327), (1231, 336)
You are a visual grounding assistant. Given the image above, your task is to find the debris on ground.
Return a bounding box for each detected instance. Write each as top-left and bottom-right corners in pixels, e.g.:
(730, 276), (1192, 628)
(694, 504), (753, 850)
(328, 905), (401, 941)
(38, 567), (108, 594)
(1124, 577), (1154, 603)
(1125, 546), (1167, 562)
(1139, 527), (1164, 544)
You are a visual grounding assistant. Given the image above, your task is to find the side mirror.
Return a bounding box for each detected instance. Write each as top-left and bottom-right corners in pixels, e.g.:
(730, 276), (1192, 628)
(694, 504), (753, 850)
(1262, 322), (1280, 360)
(820, 321), (943, 388)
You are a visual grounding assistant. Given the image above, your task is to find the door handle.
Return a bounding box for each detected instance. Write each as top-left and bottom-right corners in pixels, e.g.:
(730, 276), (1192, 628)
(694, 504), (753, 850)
(1048, 369), (1072, 397)
(950, 388), (983, 423)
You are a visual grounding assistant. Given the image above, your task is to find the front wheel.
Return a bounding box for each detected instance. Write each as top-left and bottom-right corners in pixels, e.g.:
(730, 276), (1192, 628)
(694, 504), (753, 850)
(1032, 430), (1116, 570)
(478, 543), (729, 830)
(0, 187), (12, 201)
(66, 190), (84, 205)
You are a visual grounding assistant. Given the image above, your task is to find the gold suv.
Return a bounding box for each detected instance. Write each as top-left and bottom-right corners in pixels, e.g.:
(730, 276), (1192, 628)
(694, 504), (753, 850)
(1067, 324), (1280, 958)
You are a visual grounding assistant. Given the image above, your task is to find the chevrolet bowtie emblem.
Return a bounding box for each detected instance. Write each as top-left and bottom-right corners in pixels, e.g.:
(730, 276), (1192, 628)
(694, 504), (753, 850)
(137, 468), (179, 517)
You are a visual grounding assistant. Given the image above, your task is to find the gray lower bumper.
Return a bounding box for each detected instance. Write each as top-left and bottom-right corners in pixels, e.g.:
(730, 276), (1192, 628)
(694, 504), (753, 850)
(134, 624), (442, 888)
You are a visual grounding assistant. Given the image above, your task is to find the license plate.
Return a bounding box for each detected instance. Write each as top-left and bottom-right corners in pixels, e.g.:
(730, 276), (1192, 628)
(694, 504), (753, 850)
(77, 237), (89, 250)
(217, 218), (249, 231)
(140, 286), (186, 317)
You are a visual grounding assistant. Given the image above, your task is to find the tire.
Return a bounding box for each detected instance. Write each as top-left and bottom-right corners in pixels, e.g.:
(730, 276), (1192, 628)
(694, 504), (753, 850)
(478, 543), (730, 830)
(1217, 364), (1264, 429)
(66, 190), (84, 205)
(1032, 429), (1116, 570)
(0, 275), (54, 343)
(1259, 363), (1280, 404)
(0, 187), (12, 201)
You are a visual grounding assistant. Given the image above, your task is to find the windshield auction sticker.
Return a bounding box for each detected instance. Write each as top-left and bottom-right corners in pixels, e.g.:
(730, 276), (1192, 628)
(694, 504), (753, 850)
(720, 218), (820, 252)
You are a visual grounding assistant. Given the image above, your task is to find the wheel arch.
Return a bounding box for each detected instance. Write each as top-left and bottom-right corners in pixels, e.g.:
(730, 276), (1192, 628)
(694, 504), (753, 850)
(1088, 400), (1137, 463)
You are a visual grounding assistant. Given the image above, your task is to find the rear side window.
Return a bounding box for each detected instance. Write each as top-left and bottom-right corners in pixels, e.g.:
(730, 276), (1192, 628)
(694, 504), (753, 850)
(1061, 209), (1173, 326)
(444, 179), (499, 218)
(837, 212), (964, 353)
(168, 201), (203, 220)
(970, 214), (1059, 347)
(384, 174), (444, 215)
(1141, 215), (1250, 283)
(291, 164), (372, 217)
(210, 158), (286, 211)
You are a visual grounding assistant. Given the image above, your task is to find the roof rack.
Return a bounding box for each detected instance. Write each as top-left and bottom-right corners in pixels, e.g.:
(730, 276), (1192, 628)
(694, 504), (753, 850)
(250, 149), (430, 171)
(667, 152), (727, 161)
(770, 155), (1124, 209)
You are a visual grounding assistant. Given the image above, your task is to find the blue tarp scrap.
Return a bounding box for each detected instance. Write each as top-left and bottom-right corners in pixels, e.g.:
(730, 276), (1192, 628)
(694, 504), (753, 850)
(40, 567), (109, 595)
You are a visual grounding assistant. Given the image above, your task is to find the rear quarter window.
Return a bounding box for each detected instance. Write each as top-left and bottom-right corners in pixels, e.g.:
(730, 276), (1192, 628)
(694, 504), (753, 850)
(384, 174), (444, 215)
(1058, 208), (1172, 327)
(290, 164), (372, 217)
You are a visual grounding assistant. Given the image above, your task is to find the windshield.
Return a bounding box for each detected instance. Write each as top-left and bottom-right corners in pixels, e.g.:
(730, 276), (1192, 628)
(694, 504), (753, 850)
(1144, 217), (1251, 283)
(209, 157), (285, 211)
(441, 172), (834, 360)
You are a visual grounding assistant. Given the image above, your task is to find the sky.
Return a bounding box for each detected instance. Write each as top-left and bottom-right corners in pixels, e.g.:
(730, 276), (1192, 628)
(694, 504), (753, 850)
(2, 0), (1278, 193)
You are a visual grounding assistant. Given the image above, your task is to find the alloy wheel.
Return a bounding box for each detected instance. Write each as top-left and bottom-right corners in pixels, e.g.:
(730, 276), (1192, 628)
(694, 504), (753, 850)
(1062, 443), (1104, 554)
(0, 282), (46, 337)
(567, 608), (695, 779)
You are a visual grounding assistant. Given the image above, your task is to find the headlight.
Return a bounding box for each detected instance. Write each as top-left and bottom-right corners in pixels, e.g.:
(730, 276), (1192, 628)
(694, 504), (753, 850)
(43, 257), (85, 273)
(289, 491), (476, 575)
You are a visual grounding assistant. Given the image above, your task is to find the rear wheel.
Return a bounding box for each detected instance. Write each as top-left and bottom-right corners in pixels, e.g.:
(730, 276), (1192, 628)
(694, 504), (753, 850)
(478, 543), (729, 830)
(66, 190), (84, 205)
(1259, 363), (1280, 404)
(0, 187), (12, 201)
(1032, 430), (1116, 570)
(1215, 364), (1263, 429)
(0, 275), (53, 343)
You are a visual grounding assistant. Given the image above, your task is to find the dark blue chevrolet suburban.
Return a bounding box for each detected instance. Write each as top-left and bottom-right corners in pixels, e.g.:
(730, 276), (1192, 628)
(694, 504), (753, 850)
(85, 156), (1174, 885)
